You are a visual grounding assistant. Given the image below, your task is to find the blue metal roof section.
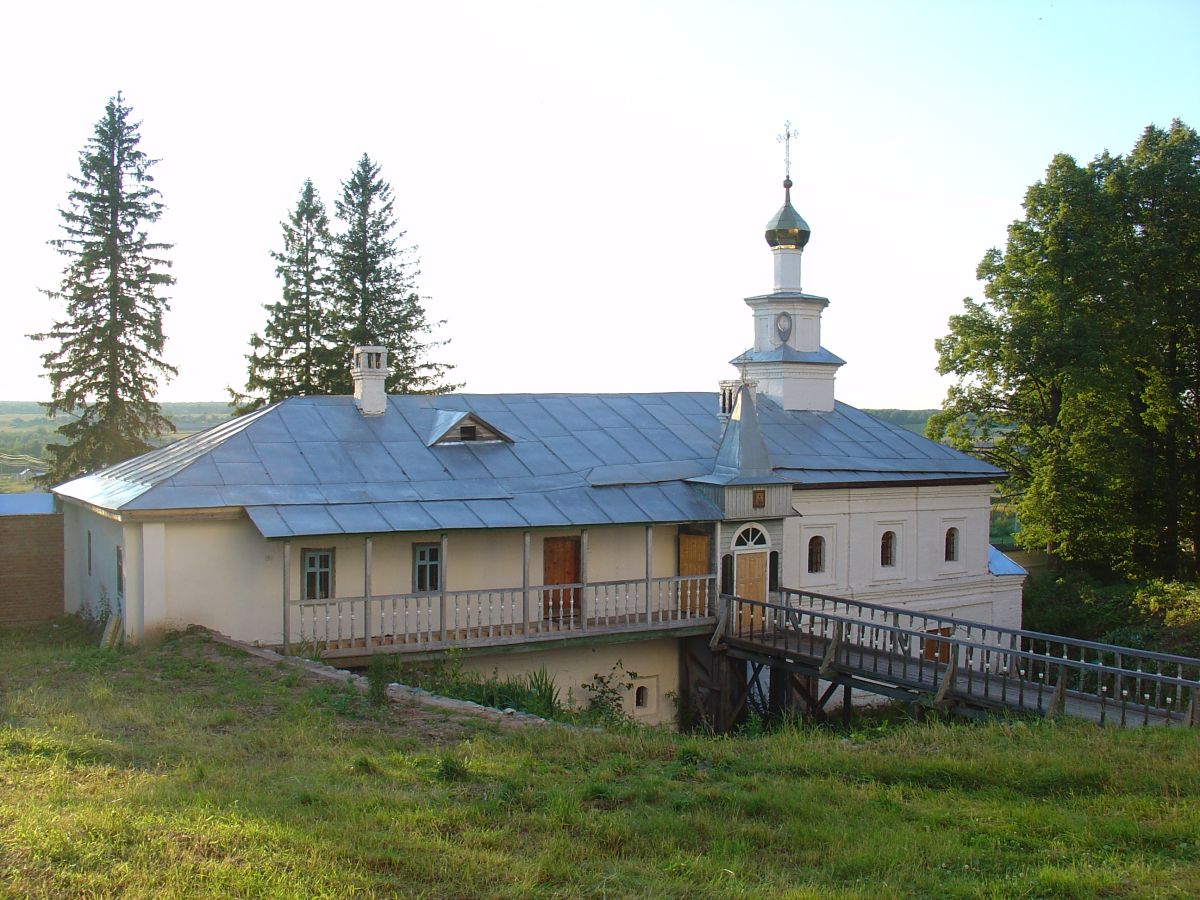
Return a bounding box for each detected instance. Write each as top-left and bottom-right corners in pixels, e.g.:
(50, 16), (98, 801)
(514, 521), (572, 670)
(988, 545), (1028, 577)
(53, 392), (1002, 537)
(0, 492), (58, 516)
(730, 346), (846, 367)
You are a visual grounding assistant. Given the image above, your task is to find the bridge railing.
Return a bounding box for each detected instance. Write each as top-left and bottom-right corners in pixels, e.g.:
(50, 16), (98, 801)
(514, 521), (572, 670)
(778, 587), (1200, 708)
(725, 593), (1200, 726)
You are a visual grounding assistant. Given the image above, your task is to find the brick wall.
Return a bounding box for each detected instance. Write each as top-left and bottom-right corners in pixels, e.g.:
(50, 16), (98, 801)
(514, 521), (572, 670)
(0, 513), (64, 623)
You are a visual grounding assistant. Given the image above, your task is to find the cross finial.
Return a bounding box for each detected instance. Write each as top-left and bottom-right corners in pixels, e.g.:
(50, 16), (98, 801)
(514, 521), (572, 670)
(777, 120), (799, 181)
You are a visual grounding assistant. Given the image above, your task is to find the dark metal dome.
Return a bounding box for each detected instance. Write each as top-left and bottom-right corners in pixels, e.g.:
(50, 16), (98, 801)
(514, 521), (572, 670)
(764, 178), (811, 249)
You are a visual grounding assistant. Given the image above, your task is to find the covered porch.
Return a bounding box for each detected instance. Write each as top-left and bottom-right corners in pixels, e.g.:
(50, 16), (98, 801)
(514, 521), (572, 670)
(274, 523), (718, 661)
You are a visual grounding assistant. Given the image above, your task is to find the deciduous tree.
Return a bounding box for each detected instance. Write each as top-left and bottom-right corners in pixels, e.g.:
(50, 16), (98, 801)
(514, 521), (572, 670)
(30, 93), (176, 483)
(930, 121), (1200, 579)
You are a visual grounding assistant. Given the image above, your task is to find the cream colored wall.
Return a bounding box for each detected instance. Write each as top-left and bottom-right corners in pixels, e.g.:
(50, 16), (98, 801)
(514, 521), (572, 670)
(459, 636), (682, 727)
(783, 484), (1021, 628)
(162, 517), (284, 643)
(138, 520), (689, 645)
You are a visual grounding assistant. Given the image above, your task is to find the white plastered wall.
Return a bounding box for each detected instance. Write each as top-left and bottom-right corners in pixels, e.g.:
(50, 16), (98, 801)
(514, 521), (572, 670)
(783, 484), (1022, 628)
(61, 502), (125, 623)
(459, 636), (681, 727)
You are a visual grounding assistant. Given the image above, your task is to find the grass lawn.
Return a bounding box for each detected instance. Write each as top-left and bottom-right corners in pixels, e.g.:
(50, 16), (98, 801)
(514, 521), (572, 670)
(1, 621), (1197, 898)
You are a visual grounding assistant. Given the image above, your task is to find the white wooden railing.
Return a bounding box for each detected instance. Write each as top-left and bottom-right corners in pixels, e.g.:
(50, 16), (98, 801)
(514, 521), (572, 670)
(290, 573), (716, 653)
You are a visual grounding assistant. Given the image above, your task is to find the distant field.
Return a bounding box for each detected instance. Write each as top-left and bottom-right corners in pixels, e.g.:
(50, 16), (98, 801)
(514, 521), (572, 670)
(0, 401), (235, 468)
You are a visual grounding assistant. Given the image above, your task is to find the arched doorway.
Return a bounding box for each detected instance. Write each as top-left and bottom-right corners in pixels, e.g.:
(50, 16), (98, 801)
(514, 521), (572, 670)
(732, 524), (770, 631)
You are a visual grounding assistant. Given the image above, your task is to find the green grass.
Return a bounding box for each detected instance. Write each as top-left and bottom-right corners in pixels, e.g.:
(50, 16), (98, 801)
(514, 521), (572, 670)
(2, 620), (1198, 897)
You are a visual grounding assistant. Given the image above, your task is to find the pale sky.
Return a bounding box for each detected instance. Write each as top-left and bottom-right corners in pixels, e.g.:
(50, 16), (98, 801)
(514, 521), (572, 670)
(3, 0), (1197, 409)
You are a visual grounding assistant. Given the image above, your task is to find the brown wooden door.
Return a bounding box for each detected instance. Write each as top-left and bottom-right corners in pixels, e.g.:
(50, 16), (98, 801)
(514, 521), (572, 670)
(677, 532), (710, 615)
(922, 626), (954, 663)
(735, 551), (767, 632)
(542, 536), (581, 620)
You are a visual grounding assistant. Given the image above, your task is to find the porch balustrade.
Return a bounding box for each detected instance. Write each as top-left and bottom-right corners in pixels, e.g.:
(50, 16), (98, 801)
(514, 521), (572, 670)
(290, 573), (715, 656)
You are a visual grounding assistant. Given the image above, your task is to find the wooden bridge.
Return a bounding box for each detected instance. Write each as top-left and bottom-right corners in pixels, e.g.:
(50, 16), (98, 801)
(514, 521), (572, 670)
(692, 589), (1200, 731)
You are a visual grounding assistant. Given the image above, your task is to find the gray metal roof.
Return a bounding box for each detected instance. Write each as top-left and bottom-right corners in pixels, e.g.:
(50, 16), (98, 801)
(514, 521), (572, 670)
(692, 385), (790, 486)
(53, 392), (1001, 537)
(730, 346), (846, 366)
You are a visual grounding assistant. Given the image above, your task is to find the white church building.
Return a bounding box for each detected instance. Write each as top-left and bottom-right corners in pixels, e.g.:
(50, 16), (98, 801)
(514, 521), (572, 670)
(53, 176), (1024, 725)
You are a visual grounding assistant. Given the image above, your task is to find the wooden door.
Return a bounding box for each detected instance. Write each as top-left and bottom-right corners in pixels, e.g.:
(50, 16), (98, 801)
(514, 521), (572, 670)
(922, 626), (953, 664)
(542, 537), (581, 620)
(735, 551), (767, 633)
(677, 532), (710, 615)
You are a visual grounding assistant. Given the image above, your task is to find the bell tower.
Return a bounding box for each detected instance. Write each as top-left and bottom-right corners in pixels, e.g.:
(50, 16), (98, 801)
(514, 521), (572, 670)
(729, 123), (843, 412)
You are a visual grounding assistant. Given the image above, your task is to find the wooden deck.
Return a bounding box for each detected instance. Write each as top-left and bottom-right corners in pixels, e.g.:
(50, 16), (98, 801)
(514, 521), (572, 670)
(719, 591), (1200, 728)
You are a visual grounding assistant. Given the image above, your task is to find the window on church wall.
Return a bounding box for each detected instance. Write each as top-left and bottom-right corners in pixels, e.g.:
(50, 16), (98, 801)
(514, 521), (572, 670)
(944, 527), (959, 563)
(807, 536), (825, 573)
(769, 550), (780, 591)
(880, 531), (897, 568)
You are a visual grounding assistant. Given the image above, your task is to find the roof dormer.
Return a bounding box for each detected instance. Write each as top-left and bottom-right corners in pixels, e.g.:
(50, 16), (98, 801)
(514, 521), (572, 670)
(427, 410), (512, 446)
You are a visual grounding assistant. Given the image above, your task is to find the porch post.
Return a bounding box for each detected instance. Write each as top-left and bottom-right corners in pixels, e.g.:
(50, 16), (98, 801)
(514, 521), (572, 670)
(714, 521), (723, 617)
(439, 532), (449, 642)
(282, 541), (292, 654)
(522, 531), (531, 635)
(580, 528), (589, 631)
(364, 536), (373, 650)
(644, 525), (653, 623)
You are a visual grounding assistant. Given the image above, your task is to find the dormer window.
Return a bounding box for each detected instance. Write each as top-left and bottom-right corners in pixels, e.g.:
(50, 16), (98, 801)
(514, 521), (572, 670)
(429, 411), (512, 446)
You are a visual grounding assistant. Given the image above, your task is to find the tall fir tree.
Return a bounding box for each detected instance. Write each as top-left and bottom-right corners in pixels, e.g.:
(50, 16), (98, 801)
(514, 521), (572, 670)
(30, 93), (176, 483)
(330, 153), (457, 394)
(234, 179), (336, 411)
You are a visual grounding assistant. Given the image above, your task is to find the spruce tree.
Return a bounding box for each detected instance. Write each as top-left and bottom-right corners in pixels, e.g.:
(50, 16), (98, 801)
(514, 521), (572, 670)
(234, 179), (336, 411)
(330, 153), (457, 394)
(30, 93), (176, 483)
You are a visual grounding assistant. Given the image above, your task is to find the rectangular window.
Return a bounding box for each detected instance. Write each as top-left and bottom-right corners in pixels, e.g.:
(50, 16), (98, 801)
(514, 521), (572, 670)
(302, 549), (334, 600)
(413, 543), (441, 592)
(116, 546), (124, 599)
(87, 531), (93, 576)
(459, 425), (477, 442)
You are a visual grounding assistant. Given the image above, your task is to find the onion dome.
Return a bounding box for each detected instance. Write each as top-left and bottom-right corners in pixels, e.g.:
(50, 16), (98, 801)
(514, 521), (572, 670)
(764, 178), (811, 249)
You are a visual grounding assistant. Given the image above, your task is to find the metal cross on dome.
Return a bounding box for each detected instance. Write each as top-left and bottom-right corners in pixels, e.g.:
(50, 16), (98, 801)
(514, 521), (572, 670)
(777, 120), (799, 180)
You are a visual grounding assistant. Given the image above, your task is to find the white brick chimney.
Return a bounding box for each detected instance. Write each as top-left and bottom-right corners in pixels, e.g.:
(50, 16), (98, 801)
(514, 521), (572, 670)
(351, 346), (389, 416)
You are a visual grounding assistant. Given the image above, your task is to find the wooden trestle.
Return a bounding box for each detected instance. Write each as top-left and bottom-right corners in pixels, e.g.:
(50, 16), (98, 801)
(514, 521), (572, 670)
(689, 589), (1200, 733)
